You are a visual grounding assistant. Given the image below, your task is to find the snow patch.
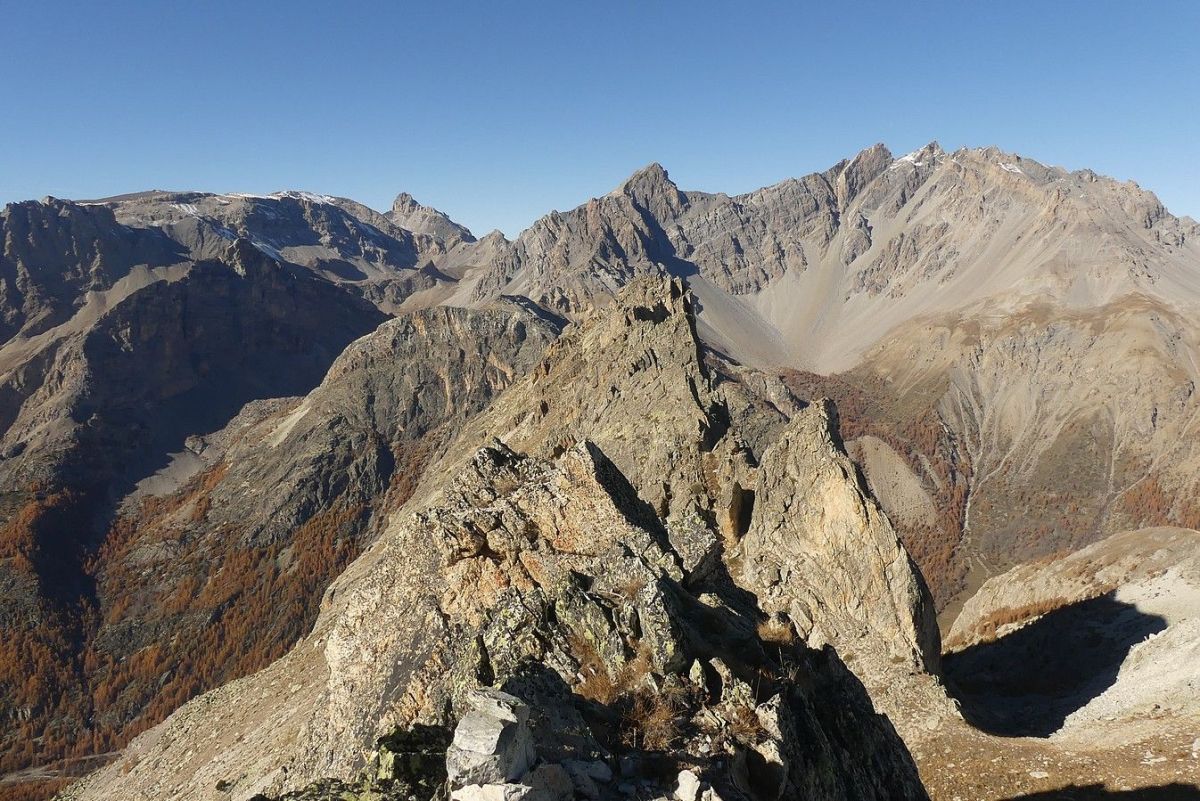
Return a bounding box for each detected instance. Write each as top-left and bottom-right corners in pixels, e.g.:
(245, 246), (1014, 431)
(1000, 162), (1025, 175)
(273, 190), (336, 205)
(251, 240), (285, 262)
(226, 190), (336, 205)
(891, 151), (926, 169)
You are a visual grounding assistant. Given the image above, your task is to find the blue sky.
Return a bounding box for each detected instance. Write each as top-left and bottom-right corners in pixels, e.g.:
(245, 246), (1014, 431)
(2, 0), (1197, 236)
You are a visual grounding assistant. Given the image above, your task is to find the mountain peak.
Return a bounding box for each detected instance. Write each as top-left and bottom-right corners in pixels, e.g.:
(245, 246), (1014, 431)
(620, 160), (671, 185)
(833, 143), (895, 209)
(893, 140), (944, 168)
(616, 162), (686, 219)
(389, 191), (419, 212)
(388, 192), (474, 245)
(853, 142), (895, 164)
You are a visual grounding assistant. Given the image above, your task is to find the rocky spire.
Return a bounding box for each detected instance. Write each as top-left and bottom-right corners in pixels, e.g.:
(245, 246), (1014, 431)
(389, 191), (475, 245)
(616, 161), (688, 221)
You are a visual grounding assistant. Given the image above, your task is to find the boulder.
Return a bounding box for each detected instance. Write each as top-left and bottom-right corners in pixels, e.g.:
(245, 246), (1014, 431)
(675, 769), (702, 801)
(446, 690), (537, 787)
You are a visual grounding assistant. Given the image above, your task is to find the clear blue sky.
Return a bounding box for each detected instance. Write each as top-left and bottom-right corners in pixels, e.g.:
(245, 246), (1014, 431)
(2, 0), (1197, 236)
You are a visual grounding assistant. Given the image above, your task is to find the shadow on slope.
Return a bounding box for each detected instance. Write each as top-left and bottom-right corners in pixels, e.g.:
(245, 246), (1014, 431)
(943, 592), (1166, 737)
(1003, 784), (1200, 800)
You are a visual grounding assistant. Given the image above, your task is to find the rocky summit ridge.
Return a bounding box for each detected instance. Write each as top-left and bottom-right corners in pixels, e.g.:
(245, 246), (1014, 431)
(61, 278), (942, 801)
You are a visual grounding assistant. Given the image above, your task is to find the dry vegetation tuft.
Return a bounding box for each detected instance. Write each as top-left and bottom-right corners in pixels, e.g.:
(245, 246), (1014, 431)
(725, 703), (766, 743)
(569, 635), (684, 750)
(756, 616), (797, 645)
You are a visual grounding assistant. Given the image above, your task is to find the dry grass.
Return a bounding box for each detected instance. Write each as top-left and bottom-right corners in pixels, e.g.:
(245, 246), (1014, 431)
(622, 686), (684, 750)
(946, 585), (1115, 648)
(614, 577), (646, 602)
(756, 616), (797, 645)
(570, 634), (621, 704)
(568, 635), (684, 751)
(725, 703), (766, 743)
(946, 596), (1071, 648)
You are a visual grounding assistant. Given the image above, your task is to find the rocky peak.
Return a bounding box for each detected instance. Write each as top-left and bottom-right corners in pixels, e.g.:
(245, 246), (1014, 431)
(834, 143), (894, 210)
(732, 399), (954, 736)
(457, 277), (729, 567)
(616, 162), (688, 221)
(737, 400), (941, 670)
(479, 228), (510, 245)
(389, 191), (475, 246)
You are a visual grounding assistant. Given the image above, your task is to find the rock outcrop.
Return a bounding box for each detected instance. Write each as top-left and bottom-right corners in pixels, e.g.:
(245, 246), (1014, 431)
(737, 400), (941, 673)
(61, 278), (934, 801)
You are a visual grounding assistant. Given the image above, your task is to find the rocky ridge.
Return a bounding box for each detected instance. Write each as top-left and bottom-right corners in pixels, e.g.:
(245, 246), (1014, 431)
(62, 278), (941, 801)
(431, 146), (1200, 613)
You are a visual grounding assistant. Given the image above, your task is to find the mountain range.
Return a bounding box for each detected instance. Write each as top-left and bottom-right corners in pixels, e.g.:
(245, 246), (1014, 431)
(1, 143), (1198, 800)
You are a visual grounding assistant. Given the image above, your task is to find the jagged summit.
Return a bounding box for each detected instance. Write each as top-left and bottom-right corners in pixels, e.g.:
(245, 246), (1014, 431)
(614, 161), (674, 192)
(890, 140), (943, 167)
(389, 190), (475, 246)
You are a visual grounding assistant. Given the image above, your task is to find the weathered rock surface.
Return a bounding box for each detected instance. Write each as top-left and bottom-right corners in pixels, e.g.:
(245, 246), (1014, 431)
(446, 689), (537, 786)
(62, 279), (934, 801)
(733, 399), (954, 735)
(737, 400), (941, 669)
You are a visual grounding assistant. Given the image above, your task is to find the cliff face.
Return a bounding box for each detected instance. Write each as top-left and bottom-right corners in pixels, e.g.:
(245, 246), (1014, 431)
(738, 401), (941, 672)
(62, 279), (938, 801)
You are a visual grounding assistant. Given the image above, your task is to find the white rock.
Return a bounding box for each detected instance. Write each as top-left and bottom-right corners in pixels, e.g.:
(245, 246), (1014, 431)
(675, 769), (702, 801)
(451, 783), (534, 801)
(447, 705), (537, 787)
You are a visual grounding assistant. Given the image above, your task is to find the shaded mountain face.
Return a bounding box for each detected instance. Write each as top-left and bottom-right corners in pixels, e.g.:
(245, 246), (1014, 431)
(0, 194), (507, 790)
